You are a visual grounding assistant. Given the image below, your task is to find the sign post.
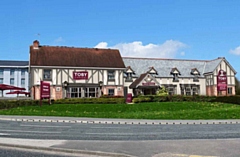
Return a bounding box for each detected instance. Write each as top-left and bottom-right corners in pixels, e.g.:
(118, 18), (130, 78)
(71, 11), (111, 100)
(40, 81), (51, 106)
(217, 70), (227, 95)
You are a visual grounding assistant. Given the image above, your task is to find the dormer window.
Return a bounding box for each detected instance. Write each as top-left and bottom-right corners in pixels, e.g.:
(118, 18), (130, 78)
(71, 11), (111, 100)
(125, 66), (135, 82)
(171, 67), (180, 82)
(191, 68), (200, 82)
(148, 66), (158, 75)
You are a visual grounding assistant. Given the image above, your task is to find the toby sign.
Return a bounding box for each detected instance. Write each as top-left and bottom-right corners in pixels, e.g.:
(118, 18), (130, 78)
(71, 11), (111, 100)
(217, 70), (227, 91)
(40, 81), (51, 106)
(73, 71), (88, 80)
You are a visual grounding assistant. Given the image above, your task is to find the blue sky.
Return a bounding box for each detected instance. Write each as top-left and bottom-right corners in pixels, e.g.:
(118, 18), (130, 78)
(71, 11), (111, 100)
(1, 0), (240, 78)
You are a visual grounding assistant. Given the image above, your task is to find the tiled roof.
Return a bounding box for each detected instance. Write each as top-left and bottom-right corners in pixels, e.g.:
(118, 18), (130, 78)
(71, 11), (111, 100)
(30, 46), (126, 69)
(123, 57), (225, 78)
(0, 60), (29, 66)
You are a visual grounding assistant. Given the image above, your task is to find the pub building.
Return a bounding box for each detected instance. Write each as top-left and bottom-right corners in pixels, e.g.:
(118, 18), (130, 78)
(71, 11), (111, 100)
(122, 57), (236, 97)
(29, 40), (237, 100)
(29, 40), (126, 100)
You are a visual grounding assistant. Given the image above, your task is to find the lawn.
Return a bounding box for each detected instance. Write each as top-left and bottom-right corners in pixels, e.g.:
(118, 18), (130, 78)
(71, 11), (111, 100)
(0, 102), (239, 119)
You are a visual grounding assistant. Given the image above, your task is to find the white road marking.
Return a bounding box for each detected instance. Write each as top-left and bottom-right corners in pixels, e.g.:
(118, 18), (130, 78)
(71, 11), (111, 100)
(20, 124), (71, 128)
(2, 129), (61, 134)
(0, 133), (11, 136)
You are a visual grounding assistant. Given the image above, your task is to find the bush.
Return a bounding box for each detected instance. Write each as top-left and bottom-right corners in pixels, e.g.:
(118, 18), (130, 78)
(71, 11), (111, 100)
(54, 97), (125, 104)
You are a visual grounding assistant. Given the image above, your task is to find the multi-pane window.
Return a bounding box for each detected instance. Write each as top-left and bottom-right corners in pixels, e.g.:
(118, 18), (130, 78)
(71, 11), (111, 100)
(89, 88), (96, 97)
(108, 89), (115, 96)
(0, 78), (3, 84)
(181, 88), (185, 95)
(10, 69), (15, 76)
(192, 87), (198, 95)
(70, 87), (81, 98)
(108, 70), (115, 81)
(0, 69), (3, 76)
(43, 69), (52, 80)
(10, 78), (14, 85)
(228, 87), (232, 95)
(21, 69), (25, 76)
(84, 87), (98, 98)
(168, 87), (175, 95)
(126, 73), (132, 81)
(173, 74), (179, 82)
(193, 75), (199, 82)
(186, 87), (191, 95)
(21, 78), (25, 86)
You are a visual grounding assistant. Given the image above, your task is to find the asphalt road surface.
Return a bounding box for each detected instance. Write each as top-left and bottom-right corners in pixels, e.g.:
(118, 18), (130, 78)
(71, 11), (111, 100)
(1, 120), (240, 140)
(1, 119), (240, 157)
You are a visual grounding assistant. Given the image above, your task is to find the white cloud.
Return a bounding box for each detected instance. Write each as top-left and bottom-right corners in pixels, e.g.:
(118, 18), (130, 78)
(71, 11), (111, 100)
(230, 46), (240, 55)
(95, 42), (108, 48)
(94, 40), (187, 58)
(54, 37), (65, 43)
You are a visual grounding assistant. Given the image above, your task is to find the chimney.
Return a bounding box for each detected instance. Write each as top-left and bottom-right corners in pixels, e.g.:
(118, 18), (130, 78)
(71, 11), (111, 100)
(33, 40), (40, 49)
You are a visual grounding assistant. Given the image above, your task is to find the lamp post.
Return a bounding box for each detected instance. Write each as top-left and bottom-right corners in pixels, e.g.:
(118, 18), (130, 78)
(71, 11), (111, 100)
(99, 81), (103, 97)
(63, 81), (69, 98)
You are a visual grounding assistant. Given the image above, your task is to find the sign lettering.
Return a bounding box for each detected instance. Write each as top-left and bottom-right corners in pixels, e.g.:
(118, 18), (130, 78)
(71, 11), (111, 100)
(142, 82), (155, 86)
(73, 71), (88, 80)
(217, 70), (227, 91)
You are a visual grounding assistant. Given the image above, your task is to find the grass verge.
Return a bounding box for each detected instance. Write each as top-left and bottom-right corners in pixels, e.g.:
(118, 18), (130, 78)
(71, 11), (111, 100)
(0, 102), (239, 119)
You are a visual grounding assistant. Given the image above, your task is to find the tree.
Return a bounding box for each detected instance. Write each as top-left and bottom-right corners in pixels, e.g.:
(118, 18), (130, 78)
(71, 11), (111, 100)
(156, 86), (168, 96)
(235, 77), (240, 95)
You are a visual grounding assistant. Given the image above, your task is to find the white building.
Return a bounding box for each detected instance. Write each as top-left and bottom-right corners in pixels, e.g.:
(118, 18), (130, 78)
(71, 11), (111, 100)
(28, 40), (237, 100)
(0, 60), (29, 97)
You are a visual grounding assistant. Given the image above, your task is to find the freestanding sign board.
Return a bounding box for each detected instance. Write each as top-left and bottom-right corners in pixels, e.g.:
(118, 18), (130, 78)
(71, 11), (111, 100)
(217, 70), (227, 92)
(40, 81), (51, 106)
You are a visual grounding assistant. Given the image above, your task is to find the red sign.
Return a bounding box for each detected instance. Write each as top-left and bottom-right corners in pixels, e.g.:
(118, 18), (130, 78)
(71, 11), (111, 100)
(217, 70), (227, 91)
(40, 81), (50, 99)
(142, 82), (155, 86)
(73, 71), (88, 80)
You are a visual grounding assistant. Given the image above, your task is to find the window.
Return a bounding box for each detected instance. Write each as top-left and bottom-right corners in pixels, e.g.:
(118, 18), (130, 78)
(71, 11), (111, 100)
(168, 87), (175, 95)
(171, 68), (180, 82)
(186, 87), (191, 95)
(43, 69), (52, 80)
(21, 78), (25, 86)
(10, 69), (15, 76)
(70, 87), (81, 98)
(126, 73), (132, 81)
(84, 87), (98, 98)
(173, 74), (179, 82)
(0, 69), (3, 76)
(0, 78), (3, 84)
(108, 89), (115, 96)
(228, 87), (232, 95)
(108, 70), (115, 81)
(89, 88), (96, 97)
(193, 75), (199, 82)
(192, 87), (198, 95)
(181, 88), (185, 95)
(10, 78), (14, 85)
(21, 69), (25, 76)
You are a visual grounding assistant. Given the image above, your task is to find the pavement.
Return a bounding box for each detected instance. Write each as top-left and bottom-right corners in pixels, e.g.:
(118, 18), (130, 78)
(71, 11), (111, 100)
(0, 115), (240, 157)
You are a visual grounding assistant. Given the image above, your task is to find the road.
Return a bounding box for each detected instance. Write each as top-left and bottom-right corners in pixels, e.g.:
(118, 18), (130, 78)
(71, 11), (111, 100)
(0, 118), (240, 157)
(1, 120), (240, 140)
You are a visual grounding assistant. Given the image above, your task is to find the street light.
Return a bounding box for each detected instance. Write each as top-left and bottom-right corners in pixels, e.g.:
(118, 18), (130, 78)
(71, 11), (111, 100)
(62, 81), (69, 98)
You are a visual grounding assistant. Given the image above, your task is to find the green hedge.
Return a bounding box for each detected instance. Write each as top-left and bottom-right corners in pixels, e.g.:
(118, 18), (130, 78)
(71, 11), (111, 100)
(54, 97), (125, 104)
(0, 100), (39, 110)
(133, 95), (240, 105)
